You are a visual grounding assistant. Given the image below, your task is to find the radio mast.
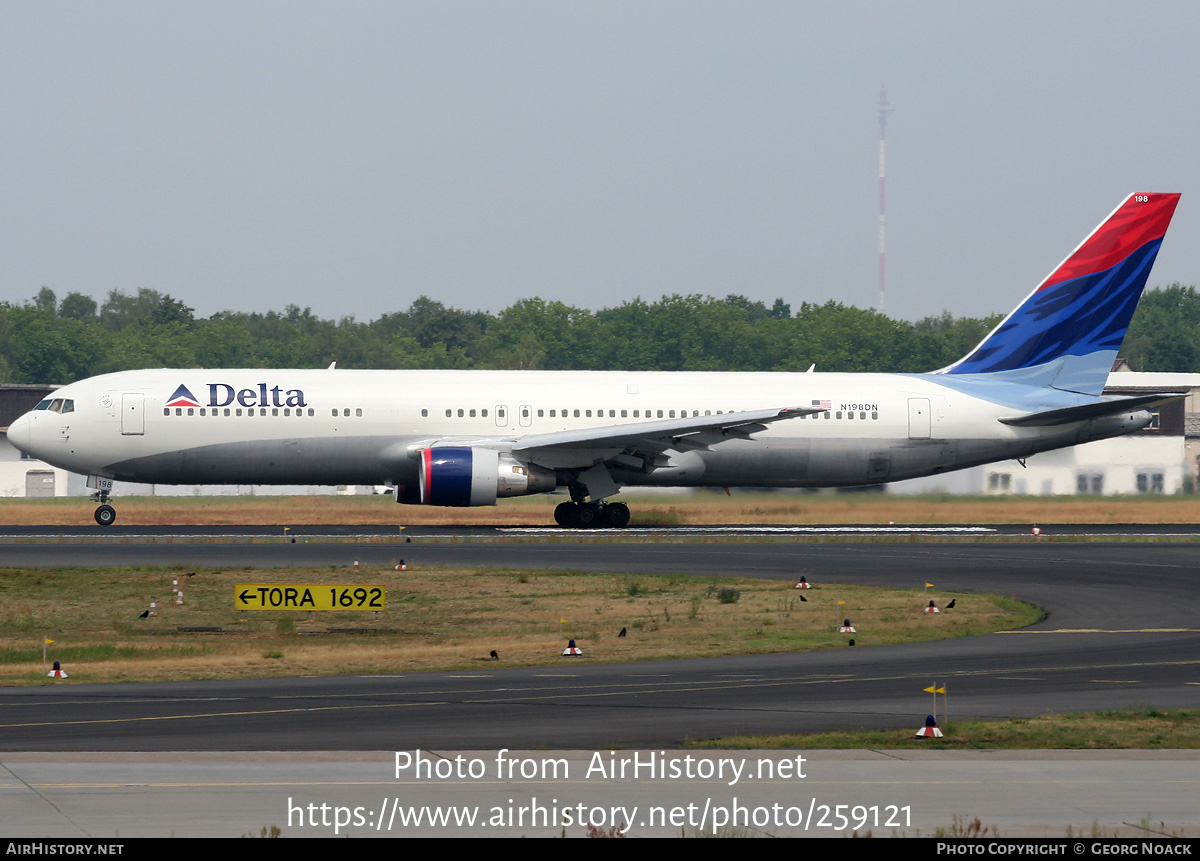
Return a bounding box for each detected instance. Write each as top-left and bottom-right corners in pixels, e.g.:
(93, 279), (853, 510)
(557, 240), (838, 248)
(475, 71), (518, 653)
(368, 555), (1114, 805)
(877, 87), (894, 313)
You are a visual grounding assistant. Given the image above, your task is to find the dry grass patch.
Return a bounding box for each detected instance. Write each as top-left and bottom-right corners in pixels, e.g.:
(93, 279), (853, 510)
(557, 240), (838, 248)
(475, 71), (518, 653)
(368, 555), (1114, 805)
(0, 565), (1040, 684)
(5, 492), (1200, 526)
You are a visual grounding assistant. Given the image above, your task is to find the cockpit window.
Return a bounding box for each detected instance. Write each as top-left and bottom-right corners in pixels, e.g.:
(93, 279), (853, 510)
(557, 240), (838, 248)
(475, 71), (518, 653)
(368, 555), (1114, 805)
(35, 399), (52, 410)
(49, 399), (64, 413)
(61, 400), (74, 413)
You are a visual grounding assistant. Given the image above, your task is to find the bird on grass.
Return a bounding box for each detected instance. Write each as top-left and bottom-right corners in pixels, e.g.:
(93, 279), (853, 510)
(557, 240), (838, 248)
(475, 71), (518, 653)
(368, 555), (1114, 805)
(618, 627), (627, 638)
(946, 599), (956, 609)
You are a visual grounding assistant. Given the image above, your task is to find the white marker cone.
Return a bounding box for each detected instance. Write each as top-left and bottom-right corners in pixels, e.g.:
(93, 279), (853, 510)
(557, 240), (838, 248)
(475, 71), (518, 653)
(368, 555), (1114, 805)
(915, 715), (943, 738)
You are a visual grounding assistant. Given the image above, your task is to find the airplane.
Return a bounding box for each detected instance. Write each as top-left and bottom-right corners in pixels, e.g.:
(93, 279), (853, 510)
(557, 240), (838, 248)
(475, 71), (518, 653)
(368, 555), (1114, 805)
(6, 192), (1182, 528)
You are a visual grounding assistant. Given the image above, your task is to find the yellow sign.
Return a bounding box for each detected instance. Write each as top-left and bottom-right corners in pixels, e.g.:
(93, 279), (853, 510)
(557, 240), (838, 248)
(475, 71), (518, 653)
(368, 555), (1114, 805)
(235, 584), (386, 611)
(923, 685), (946, 694)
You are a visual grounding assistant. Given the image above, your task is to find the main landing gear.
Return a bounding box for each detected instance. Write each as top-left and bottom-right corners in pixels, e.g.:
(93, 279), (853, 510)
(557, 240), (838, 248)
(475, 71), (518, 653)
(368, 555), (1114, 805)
(553, 500), (631, 529)
(91, 490), (116, 526)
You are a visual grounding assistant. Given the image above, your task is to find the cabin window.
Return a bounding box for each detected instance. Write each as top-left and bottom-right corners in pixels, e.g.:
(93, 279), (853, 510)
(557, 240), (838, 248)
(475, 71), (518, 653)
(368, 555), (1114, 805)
(457, 408), (464, 418)
(187, 408), (194, 416)
(445, 409), (452, 417)
(574, 409), (580, 418)
(482, 408), (488, 417)
(307, 408), (314, 416)
(272, 408), (279, 416)
(872, 411), (878, 420)
(621, 409), (627, 418)
(421, 409), (427, 417)
(836, 411), (843, 419)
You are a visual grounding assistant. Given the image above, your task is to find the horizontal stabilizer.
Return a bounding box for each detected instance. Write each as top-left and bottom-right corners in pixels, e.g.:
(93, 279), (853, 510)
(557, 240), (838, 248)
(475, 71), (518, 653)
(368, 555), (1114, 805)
(998, 394), (1184, 427)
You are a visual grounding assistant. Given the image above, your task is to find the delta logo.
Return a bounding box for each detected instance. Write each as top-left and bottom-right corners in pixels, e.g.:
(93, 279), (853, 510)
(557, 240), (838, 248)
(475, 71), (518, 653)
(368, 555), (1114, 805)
(167, 383), (308, 409)
(167, 384), (201, 408)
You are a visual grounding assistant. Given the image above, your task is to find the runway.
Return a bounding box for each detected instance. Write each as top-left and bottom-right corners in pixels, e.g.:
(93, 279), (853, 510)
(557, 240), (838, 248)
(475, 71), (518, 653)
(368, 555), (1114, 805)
(3, 521), (1200, 539)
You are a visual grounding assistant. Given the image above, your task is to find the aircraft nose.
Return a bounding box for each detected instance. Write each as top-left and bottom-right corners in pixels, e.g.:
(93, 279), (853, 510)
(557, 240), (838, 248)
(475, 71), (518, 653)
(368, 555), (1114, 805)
(7, 411), (31, 455)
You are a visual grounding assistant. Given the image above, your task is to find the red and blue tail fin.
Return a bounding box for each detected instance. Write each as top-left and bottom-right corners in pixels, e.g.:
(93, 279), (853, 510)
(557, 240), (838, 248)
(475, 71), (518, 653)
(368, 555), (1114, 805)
(938, 193), (1180, 395)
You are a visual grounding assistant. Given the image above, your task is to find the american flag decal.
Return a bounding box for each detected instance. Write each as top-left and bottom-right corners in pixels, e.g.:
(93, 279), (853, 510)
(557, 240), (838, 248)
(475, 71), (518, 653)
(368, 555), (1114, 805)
(812, 399), (831, 410)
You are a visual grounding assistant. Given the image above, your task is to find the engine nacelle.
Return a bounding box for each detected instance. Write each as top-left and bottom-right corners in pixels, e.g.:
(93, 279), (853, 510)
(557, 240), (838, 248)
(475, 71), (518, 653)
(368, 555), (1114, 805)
(395, 447), (555, 506)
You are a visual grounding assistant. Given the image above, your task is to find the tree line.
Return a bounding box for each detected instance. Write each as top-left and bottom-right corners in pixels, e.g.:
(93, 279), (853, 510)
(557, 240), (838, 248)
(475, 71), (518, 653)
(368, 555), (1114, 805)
(1, 284), (1196, 385)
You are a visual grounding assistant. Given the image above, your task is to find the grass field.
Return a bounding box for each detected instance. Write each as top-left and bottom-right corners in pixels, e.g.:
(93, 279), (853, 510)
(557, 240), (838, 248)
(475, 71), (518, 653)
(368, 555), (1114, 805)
(5, 491), (1200, 526)
(0, 565), (1039, 684)
(695, 708), (1200, 750)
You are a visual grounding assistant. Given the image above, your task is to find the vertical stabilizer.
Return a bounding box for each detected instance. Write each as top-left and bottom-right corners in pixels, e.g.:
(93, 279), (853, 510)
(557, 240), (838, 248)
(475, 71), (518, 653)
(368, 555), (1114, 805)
(939, 193), (1180, 395)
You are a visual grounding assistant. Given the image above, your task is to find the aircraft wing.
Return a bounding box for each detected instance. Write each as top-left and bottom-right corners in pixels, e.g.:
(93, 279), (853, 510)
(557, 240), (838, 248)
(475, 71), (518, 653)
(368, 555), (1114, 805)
(508, 406), (819, 469)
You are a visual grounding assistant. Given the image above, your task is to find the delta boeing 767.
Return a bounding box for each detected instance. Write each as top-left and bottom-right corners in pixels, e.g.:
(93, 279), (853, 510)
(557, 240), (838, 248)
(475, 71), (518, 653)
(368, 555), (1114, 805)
(7, 193), (1182, 527)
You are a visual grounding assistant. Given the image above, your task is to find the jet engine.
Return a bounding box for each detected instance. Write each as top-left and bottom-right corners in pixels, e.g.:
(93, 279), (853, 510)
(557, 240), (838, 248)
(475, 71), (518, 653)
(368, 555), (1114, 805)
(395, 446), (556, 506)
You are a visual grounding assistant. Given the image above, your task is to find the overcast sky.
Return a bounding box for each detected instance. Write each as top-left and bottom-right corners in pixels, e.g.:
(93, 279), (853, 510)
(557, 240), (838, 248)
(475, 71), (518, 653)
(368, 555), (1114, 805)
(3, 2), (1199, 324)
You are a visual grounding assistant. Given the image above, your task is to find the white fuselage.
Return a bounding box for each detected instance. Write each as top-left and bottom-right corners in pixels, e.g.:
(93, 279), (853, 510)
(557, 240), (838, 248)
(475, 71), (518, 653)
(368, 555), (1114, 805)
(7, 368), (1151, 496)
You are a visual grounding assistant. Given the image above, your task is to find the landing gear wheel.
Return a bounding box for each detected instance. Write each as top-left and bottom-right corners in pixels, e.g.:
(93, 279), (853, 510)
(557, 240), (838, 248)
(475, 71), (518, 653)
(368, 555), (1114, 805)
(554, 502), (578, 527)
(603, 502), (631, 528)
(575, 503), (600, 527)
(94, 504), (116, 526)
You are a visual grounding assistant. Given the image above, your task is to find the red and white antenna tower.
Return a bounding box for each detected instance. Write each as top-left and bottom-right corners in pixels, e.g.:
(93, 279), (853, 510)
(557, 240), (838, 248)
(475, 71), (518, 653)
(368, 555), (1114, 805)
(877, 87), (894, 313)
